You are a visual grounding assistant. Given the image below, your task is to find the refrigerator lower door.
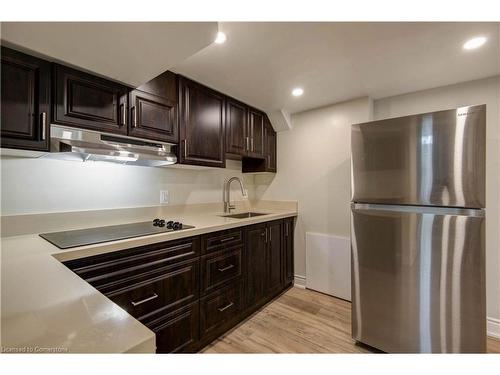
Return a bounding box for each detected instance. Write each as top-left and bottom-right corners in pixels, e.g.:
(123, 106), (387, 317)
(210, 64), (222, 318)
(351, 203), (486, 353)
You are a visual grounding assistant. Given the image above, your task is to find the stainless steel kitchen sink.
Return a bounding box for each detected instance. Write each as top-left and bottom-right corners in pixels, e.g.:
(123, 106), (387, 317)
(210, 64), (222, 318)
(221, 212), (269, 219)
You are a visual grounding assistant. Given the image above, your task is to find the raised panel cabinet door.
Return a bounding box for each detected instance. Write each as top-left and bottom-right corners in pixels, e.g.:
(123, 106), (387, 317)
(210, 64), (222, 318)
(179, 77), (225, 168)
(245, 223), (268, 307)
(1, 47), (50, 151)
(266, 221), (283, 295)
(283, 217), (295, 285)
(53, 64), (129, 134)
(265, 120), (277, 172)
(150, 302), (200, 353)
(225, 98), (248, 157)
(248, 108), (265, 157)
(128, 89), (178, 143)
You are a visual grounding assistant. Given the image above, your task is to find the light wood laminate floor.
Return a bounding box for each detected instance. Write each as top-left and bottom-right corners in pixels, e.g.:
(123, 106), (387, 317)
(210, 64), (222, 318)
(202, 287), (500, 354)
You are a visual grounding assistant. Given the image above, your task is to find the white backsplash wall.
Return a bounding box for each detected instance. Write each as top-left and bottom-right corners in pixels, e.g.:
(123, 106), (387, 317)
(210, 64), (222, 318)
(0, 158), (254, 215)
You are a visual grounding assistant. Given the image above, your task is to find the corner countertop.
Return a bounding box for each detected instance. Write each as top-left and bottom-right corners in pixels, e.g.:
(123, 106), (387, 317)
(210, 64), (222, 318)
(0, 205), (297, 353)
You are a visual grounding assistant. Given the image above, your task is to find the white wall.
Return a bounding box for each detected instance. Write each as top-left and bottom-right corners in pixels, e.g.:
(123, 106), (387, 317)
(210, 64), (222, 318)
(254, 97), (373, 277)
(373, 75), (500, 324)
(0, 158), (253, 215)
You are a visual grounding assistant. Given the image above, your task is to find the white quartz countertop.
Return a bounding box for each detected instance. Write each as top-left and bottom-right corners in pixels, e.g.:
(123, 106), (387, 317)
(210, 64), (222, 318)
(0, 205), (297, 353)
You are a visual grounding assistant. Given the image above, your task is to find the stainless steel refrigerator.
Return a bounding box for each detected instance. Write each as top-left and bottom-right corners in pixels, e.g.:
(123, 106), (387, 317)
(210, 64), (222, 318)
(350, 104), (486, 353)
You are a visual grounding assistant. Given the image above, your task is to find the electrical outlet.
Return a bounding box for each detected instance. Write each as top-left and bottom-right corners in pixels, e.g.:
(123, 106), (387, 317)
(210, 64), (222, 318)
(160, 190), (169, 204)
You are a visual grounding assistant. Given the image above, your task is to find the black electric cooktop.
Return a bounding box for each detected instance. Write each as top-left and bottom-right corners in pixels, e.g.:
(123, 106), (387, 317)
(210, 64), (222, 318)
(39, 219), (194, 249)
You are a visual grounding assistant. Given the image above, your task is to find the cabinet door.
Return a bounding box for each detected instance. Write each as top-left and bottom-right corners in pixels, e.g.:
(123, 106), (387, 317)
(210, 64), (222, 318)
(248, 108), (265, 157)
(225, 98), (248, 157)
(1, 47), (50, 151)
(179, 77), (225, 168)
(265, 120), (277, 172)
(283, 217), (295, 286)
(245, 223), (268, 306)
(149, 302), (200, 353)
(128, 89), (177, 142)
(53, 64), (129, 134)
(266, 221), (283, 295)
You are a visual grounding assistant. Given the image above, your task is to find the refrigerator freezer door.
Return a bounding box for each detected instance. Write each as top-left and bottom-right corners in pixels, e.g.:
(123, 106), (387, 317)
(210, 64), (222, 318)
(351, 204), (486, 353)
(351, 105), (485, 208)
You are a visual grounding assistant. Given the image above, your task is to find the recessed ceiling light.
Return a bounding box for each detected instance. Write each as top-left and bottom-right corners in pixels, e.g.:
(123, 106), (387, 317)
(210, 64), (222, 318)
(292, 88), (304, 97)
(214, 31), (227, 44)
(463, 36), (487, 50)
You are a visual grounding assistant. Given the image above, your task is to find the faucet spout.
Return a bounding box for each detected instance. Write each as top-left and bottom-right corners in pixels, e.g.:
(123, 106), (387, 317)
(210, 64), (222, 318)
(223, 177), (247, 213)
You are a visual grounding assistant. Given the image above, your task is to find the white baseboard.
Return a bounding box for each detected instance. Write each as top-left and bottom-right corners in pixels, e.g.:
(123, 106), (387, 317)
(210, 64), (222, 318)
(293, 275), (306, 289)
(487, 317), (500, 339)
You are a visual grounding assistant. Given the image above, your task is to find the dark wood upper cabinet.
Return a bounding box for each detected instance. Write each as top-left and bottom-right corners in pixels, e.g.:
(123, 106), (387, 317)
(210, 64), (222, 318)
(1, 47), (51, 151)
(225, 98), (248, 158)
(137, 71), (177, 103)
(128, 89), (177, 143)
(242, 115), (277, 173)
(129, 71), (178, 143)
(53, 64), (129, 135)
(247, 108), (265, 158)
(265, 118), (277, 172)
(178, 76), (225, 168)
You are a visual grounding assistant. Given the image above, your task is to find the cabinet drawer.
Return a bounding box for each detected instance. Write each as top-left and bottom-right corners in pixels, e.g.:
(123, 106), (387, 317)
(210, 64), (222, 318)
(201, 247), (242, 295)
(64, 237), (199, 287)
(200, 283), (243, 339)
(145, 302), (199, 353)
(105, 258), (199, 319)
(201, 228), (243, 254)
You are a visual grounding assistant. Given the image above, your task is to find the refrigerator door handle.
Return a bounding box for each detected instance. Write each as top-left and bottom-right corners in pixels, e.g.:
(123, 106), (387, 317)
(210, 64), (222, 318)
(351, 203), (485, 217)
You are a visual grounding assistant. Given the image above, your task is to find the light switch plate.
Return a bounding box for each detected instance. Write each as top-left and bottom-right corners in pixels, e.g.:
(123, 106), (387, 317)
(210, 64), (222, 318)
(160, 190), (169, 204)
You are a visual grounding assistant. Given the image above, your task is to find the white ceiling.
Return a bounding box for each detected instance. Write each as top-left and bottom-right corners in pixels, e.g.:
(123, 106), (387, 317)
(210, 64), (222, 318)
(174, 22), (500, 114)
(1, 22), (218, 86)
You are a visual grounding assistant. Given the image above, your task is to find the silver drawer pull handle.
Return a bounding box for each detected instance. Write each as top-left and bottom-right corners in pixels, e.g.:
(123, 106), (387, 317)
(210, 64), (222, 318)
(220, 237), (234, 243)
(218, 264), (235, 272)
(217, 302), (234, 312)
(131, 293), (158, 307)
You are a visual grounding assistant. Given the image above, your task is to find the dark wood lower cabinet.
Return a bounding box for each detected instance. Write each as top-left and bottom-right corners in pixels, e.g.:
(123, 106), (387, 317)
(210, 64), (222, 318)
(199, 282), (243, 343)
(266, 221), (283, 296)
(146, 302), (200, 353)
(245, 223), (268, 307)
(63, 217), (295, 353)
(283, 217), (295, 285)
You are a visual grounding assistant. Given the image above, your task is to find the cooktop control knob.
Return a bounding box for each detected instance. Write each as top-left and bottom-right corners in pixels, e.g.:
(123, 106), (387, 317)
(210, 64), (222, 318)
(166, 220), (174, 229)
(153, 218), (161, 226)
(157, 219), (166, 227)
(172, 222), (182, 230)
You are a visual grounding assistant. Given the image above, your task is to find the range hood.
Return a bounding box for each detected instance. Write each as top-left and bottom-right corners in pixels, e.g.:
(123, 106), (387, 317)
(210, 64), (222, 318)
(43, 125), (177, 167)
